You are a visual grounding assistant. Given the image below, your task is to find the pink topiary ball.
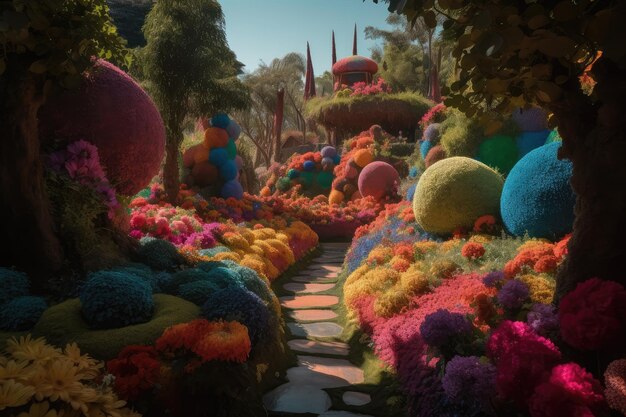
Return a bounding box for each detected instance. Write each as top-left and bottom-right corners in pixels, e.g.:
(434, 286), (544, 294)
(39, 59), (166, 195)
(357, 161), (399, 200)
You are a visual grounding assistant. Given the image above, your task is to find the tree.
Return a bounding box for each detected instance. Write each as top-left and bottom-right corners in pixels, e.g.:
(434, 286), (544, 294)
(315, 71), (334, 97)
(0, 0), (129, 283)
(142, 0), (249, 202)
(372, 1), (626, 301)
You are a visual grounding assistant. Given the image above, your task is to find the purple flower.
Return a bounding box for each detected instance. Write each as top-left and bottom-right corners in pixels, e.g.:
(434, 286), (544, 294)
(527, 303), (559, 335)
(184, 231), (217, 249)
(496, 279), (529, 309)
(483, 271), (505, 288)
(420, 309), (473, 348)
(47, 150), (67, 172)
(442, 355), (497, 406)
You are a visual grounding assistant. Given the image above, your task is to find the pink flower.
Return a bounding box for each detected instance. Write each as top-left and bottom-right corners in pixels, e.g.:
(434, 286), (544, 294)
(130, 213), (147, 229)
(129, 230), (143, 240)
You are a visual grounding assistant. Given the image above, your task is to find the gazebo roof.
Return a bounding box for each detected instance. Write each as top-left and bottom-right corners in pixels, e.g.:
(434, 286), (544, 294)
(332, 55), (378, 75)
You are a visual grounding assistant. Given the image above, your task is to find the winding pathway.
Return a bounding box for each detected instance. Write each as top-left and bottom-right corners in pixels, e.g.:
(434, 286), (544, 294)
(264, 242), (374, 417)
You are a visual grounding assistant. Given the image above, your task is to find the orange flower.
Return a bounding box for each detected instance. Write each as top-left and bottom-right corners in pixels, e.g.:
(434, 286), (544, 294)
(193, 321), (251, 363)
(534, 255), (558, 274)
(461, 242), (486, 260)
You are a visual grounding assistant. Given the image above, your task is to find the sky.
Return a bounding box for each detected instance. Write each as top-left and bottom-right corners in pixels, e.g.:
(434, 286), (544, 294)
(219, 0), (394, 75)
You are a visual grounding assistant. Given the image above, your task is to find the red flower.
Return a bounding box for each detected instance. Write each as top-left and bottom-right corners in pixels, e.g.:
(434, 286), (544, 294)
(534, 255), (558, 273)
(461, 242), (486, 260)
(553, 234), (571, 259)
(473, 215), (498, 234)
(472, 293), (497, 324)
(107, 345), (161, 400)
(559, 278), (626, 350)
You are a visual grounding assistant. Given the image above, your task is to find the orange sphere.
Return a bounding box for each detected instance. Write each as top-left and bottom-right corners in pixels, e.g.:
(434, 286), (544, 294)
(260, 186), (272, 197)
(193, 144), (210, 164)
(191, 161), (219, 187)
(204, 127), (229, 148)
(329, 189), (344, 205)
(353, 149), (374, 168)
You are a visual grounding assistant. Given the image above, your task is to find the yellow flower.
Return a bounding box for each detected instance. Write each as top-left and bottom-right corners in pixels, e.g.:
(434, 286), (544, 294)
(518, 274), (556, 304)
(63, 343), (101, 379)
(468, 234), (493, 244)
(6, 336), (61, 363)
(16, 401), (60, 417)
(38, 359), (84, 403)
(0, 379), (35, 410)
(0, 360), (32, 381)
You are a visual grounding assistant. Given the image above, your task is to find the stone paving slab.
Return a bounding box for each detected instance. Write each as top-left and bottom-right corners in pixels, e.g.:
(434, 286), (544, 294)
(297, 355), (365, 385)
(286, 365), (353, 388)
(288, 322), (344, 338)
(263, 383), (331, 414)
(288, 309), (338, 321)
(342, 391), (372, 406)
(319, 411), (374, 417)
(280, 295), (339, 309)
(283, 282), (336, 294)
(292, 275), (338, 284)
(288, 339), (349, 356)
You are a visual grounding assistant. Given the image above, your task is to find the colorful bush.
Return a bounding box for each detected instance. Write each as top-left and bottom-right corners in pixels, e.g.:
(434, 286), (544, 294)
(138, 237), (186, 270)
(0, 296), (47, 331)
(424, 144), (446, 168)
(79, 271), (154, 329)
(501, 142), (575, 239)
(412, 157), (504, 235)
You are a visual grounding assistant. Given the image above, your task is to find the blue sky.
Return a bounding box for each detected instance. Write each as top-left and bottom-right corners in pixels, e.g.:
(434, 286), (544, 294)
(219, 0), (394, 75)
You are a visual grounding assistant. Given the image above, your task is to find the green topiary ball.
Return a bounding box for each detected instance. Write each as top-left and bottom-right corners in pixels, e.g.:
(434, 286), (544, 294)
(476, 135), (518, 175)
(33, 294), (199, 360)
(412, 157), (504, 234)
(80, 271), (154, 329)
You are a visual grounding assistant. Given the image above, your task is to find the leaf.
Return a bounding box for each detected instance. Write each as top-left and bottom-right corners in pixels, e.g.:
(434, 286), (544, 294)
(29, 60), (47, 74)
(537, 36), (577, 57)
(423, 10), (437, 29)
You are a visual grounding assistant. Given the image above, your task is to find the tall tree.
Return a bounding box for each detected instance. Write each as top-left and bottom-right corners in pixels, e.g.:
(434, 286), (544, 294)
(142, 0), (249, 202)
(373, 0), (626, 301)
(0, 0), (129, 282)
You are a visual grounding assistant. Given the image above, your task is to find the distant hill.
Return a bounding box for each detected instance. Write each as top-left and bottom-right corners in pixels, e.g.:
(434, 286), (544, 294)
(107, 0), (153, 48)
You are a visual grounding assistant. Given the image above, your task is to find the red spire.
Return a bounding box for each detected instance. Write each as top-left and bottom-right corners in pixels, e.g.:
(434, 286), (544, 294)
(304, 42), (316, 100)
(332, 30), (337, 66)
(353, 24), (358, 55)
(429, 65), (441, 103)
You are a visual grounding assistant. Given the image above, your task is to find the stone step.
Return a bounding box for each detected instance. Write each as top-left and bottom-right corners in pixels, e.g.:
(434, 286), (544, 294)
(342, 391), (372, 406)
(297, 355), (365, 385)
(286, 365), (353, 389)
(288, 309), (338, 322)
(263, 383), (331, 414)
(288, 339), (349, 356)
(283, 282), (336, 294)
(319, 411), (374, 417)
(280, 295), (339, 309)
(287, 322), (343, 338)
(292, 275), (338, 284)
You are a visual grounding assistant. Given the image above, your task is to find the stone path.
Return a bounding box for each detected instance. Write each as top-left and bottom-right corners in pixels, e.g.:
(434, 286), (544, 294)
(264, 242), (374, 416)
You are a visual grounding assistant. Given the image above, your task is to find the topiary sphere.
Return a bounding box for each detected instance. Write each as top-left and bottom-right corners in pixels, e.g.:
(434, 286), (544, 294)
(221, 179), (243, 200)
(353, 149), (374, 168)
(276, 177), (292, 191)
(107, 264), (170, 293)
(516, 130), (551, 158)
(420, 140), (433, 159)
(333, 154), (341, 164)
(211, 113), (230, 129)
(358, 161), (400, 201)
(412, 157), (504, 235)
(545, 129), (562, 144)
(80, 271), (154, 329)
(137, 237), (184, 270)
(39, 60), (165, 195)
(219, 159), (238, 181)
(329, 189), (344, 205)
(424, 144), (447, 168)
(303, 160), (316, 171)
(321, 146), (337, 158)
(232, 265), (273, 304)
(191, 161), (219, 187)
(178, 280), (220, 305)
(423, 123), (441, 143)
(226, 119), (241, 140)
(183, 144), (204, 168)
(321, 157), (334, 167)
(406, 183), (417, 202)
(511, 107), (548, 132)
(226, 138), (237, 159)
(501, 142), (575, 239)
(209, 147), (229, 167)
(204, 127), (229, 149)
(201, 286), (270, 346)
(0, 296), (47, 331)
(287, 169), (300, 179)
(0, 268), (29, 306)
(299, 171), (314, 188)
(317, 171), (334, 189)
(476, 135), (518, 174)
(344, 162), (359, 180)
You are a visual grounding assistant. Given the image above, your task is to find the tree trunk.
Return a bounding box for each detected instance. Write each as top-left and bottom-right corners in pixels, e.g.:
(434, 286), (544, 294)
(552, 57), (626, 301)
(272, 88), (284, 162)
(163, 122), (182, 203)
(0, 75), (63, 283)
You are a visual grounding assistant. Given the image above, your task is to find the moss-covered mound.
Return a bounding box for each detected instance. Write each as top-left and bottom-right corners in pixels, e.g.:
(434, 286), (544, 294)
(305, 92), (432, 137)
(33, 294), (199, 360)
(412, 157), (504, 235)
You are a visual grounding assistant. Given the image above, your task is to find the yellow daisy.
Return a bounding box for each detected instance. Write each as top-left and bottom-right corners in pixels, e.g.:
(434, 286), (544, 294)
(63, 344), (101, 379)
(38, 359), (83, 403)
(0, 360), (32, 381)
(16, 401), (61, 417)
(6, 336), (61, 363)
(0, 379), (35, 410)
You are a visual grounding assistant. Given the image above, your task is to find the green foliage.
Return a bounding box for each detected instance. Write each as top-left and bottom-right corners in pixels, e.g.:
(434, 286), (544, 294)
(0, 0), (130, 84)
(439, 109), (484, 157)
(33, 294), (199, 360)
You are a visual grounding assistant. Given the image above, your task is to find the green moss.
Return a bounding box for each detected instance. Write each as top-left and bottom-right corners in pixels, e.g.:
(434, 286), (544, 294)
(33, 294), (199, 360)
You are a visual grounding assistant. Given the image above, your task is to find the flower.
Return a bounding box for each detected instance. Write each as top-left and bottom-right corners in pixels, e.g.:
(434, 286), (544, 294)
(0, 379), (35, 410)
(482, 271), (505, 288)
(16, 401), (61, 417)
(473, 215), (498, 234)
(107, 345), (161, 400)
(442, 355), (497, 407)
(559, 278), (626, 350)
(36, 358), (84, 402)
(487, 321), (561, 404)
(527, 303), (559, 336)
(605, 359), (626, 415)
(496, 279), (529, 309)
(194, 321), (251, 363)
(472, 293), (498, 324)
(528, 363), (605, 417)
(5, 336), (60, 362)
(461, 242), (486, 260)
(420, 309), (473, 348)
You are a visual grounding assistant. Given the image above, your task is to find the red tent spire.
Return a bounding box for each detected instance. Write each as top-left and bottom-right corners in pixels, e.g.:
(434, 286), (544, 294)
(332, 30), (337, 66)
(304, 42), (316, 100)
(353, 24), (358, 55)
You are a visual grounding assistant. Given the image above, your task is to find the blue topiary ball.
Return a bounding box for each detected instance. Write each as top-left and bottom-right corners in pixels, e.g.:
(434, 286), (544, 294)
(209, 148), (229, 167)
(137, 238), (183, 271)
(232, 265), (272, 304)
(201, 286), (270, 346)
(501, 142), (575, 239)
(321, 146), (337, 158)
(333, 154), (341, 164)
(516, 130), (551, 158)
(420, 140), (433, 159)
(511, 107), (548, 132)
(80, 271), (154, 329)
(423, 123), (441, 143)
(166, 266), (242, 295)
(406, 183), (417, 202)
(211, 113), (231, 129)
(303, 160), (315, 171)
(0, 296), (47, 331)
(226, 119), (241, 140)
(219, 159), (238, 181)
(409, 166), (419, 178)
(0, 268), (29, 306)
(221, 179), (243, 199)
(178, 280), (220, 305)
(107, 264), (170, 293)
